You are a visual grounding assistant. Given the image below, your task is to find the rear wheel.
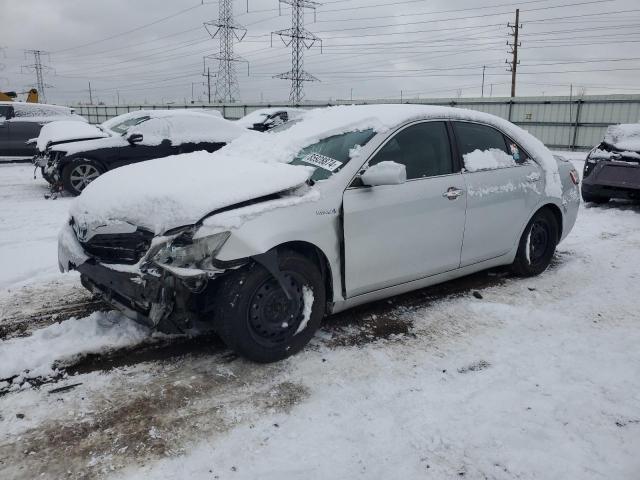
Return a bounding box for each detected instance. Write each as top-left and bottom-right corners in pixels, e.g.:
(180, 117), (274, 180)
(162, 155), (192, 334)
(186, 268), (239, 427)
(511, 209), (559, 277)
(212, 250), (326, 363)
(62, 158), (103, 196)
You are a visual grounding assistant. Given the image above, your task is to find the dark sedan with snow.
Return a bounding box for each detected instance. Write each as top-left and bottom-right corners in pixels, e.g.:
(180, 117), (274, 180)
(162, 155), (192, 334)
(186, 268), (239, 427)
(42, 111), (245, 195)
(582, 124), (640, 203)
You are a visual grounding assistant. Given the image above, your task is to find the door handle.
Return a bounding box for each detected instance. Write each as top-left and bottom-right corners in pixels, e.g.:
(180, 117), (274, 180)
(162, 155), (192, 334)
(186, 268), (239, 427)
(526, 172), (541, 183)
(442, 187), (464, 200)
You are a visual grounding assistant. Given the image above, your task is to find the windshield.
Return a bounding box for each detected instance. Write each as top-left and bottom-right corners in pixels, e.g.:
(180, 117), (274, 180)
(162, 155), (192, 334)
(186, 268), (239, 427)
(106, 116), (150, 135)
(290, 129), (376, 182)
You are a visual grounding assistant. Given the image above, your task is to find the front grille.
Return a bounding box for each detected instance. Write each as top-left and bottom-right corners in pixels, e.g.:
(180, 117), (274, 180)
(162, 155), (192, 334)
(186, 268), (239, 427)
(81, 229), (154, 265)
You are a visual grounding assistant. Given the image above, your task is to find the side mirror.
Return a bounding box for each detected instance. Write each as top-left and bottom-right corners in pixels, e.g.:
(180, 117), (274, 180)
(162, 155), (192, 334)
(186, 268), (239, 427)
(361, 161), (407, 187)
(127, 133), (144, 144)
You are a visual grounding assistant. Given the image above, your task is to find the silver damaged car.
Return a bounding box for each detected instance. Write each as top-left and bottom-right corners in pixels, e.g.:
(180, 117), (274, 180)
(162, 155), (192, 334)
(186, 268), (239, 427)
(59, 105), (580, 362)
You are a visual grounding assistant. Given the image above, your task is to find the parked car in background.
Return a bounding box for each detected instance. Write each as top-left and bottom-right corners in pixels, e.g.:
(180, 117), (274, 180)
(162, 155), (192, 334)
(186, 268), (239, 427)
(582, 124), (640, 203)
(0, 101), (86, 161)
(59, 104), (580, 363)
(34, 109), (224, 166)
(43, 110), (246, 195)
(235, 107), (305, 132)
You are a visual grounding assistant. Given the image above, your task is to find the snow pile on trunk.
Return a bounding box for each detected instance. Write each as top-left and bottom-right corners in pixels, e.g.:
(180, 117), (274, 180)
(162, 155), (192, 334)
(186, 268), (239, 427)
(71, 153), (314, 234)
(36, 121), (107, 152)
(464, 148), (517, 172)
(218, 104), (562, 197)
(604, 123), (640, 152)
(0, 311), (149, 381)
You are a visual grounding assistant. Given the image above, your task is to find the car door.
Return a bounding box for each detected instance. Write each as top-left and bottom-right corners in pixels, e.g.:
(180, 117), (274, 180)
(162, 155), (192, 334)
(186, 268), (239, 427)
(0, 105), (12, 156)
(9, 104), (48, 156)
(452, 121), (542, 266)
(116, 118), (175, 168)
(342, 121), (466, 298)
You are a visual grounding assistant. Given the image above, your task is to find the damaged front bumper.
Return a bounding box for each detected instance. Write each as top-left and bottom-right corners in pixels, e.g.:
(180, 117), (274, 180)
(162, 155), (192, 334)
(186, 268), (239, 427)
(58, 222), (230, 332)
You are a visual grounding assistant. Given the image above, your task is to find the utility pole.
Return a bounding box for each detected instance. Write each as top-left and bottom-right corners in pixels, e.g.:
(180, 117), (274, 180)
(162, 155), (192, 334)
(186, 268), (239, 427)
(202, 67), (212, 103)
(481, 65), (486, 98)
(272, 0), (322, 104)
(22, 49), (52, 103)
(490, 83), (494, 97)
(204, 0), (248, 103)
(350, 88), (353, 103)
(88, 81), (93, 105)
(506, 9), (521, 98)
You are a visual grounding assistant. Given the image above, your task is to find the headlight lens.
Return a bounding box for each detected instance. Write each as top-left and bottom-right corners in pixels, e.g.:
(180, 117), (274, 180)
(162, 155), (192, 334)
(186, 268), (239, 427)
(153, 231), (230, 268)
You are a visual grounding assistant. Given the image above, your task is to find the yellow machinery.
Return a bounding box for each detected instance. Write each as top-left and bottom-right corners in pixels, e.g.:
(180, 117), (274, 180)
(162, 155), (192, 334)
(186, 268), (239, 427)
(0, 88), (39, 103)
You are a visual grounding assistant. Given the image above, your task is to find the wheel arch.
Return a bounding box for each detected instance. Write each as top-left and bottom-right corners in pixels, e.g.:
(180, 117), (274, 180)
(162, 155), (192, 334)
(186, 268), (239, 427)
(272, 240), (334, 308)
(537, 203), (563, 241)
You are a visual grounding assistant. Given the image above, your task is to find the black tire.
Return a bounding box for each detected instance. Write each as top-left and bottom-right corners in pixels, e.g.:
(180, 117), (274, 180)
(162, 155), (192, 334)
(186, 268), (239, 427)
(511, 209), (559, 277)
(581, 191), (609, 204)
(212, 250), (326, 363)
(62, 158), (104, 196)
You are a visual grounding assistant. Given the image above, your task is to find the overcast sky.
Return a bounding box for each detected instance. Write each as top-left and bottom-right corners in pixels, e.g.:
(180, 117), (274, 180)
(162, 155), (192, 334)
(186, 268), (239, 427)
(1, 0), (639, 105)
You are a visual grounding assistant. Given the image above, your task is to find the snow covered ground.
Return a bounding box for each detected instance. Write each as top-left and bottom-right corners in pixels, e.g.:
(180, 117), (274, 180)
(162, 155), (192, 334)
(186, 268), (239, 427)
(1, 152), (640, 479)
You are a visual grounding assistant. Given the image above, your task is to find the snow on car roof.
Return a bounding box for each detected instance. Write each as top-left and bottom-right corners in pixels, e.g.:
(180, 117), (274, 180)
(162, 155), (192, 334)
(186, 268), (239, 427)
(57, 112), (245, 156)
(218, 104), (562, 197)
(100, 109), (223, 130)
(604, 123), (640, 152)
(127, 112), (245, 145)
(235, 107), (306, 128)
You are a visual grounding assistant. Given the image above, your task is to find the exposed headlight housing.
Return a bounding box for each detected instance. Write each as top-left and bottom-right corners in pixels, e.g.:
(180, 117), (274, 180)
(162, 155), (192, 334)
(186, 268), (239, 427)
(153, 231), (230, 269)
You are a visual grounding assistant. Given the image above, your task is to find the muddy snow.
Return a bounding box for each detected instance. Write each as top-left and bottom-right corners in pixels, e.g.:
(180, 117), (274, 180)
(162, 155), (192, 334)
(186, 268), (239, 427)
(1, 153), (639, 479)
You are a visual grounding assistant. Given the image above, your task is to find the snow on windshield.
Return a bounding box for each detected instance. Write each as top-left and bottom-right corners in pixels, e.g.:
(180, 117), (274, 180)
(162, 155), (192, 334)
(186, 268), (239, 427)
(290, 129), (375, 181)
(604, 124), (640, 152)
(216, 105), (562, 197)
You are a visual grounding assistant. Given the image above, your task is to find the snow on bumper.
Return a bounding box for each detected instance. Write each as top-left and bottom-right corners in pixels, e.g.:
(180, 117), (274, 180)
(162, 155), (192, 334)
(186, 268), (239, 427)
(58, 221), (90, 272)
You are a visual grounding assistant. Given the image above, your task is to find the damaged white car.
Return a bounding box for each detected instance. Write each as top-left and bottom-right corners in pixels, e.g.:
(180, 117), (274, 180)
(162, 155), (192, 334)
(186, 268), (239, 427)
(58, 105), (580, 362)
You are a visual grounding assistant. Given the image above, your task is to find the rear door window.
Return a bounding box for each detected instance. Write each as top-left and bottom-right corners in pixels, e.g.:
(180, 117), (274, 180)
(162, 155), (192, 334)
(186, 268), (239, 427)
(453, 122), (518, 172)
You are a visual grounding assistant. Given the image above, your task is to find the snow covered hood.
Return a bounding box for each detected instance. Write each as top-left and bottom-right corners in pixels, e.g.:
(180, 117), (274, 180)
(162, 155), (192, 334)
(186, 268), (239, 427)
(218, 104), (563, 197)
(70, 151), (314, 234)
(52, 135), (127, 156)
(36, 121), (107, 152)
(604, 124), (640, 152)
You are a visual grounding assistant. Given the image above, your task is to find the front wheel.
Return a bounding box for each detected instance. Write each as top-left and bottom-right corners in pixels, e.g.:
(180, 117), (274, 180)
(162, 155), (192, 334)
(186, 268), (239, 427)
(511, 209), (559, 277)
(212, 250), (326, 363)
(62, 158), (104, 196)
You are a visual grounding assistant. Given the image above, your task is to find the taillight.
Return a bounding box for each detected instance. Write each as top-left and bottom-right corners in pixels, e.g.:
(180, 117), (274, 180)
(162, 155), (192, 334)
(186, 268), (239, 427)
(569, 169), (580, 185)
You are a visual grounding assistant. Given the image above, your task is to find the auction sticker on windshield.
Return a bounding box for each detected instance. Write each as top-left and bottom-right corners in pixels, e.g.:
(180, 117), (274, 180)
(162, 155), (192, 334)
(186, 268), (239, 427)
(302, 153), (342, 172)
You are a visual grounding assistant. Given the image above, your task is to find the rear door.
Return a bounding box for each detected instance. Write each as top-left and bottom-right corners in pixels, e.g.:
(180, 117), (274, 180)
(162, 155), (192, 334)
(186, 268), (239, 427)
(9, 104), (52, 156)
(452, 121), (542, 266)
(0, 105), (12, 156)
(342, 121), (466, 297)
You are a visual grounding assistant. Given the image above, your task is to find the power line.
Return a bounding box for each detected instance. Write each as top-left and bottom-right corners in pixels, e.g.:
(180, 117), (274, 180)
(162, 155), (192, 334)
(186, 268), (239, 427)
(53, 3), (205, 54)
